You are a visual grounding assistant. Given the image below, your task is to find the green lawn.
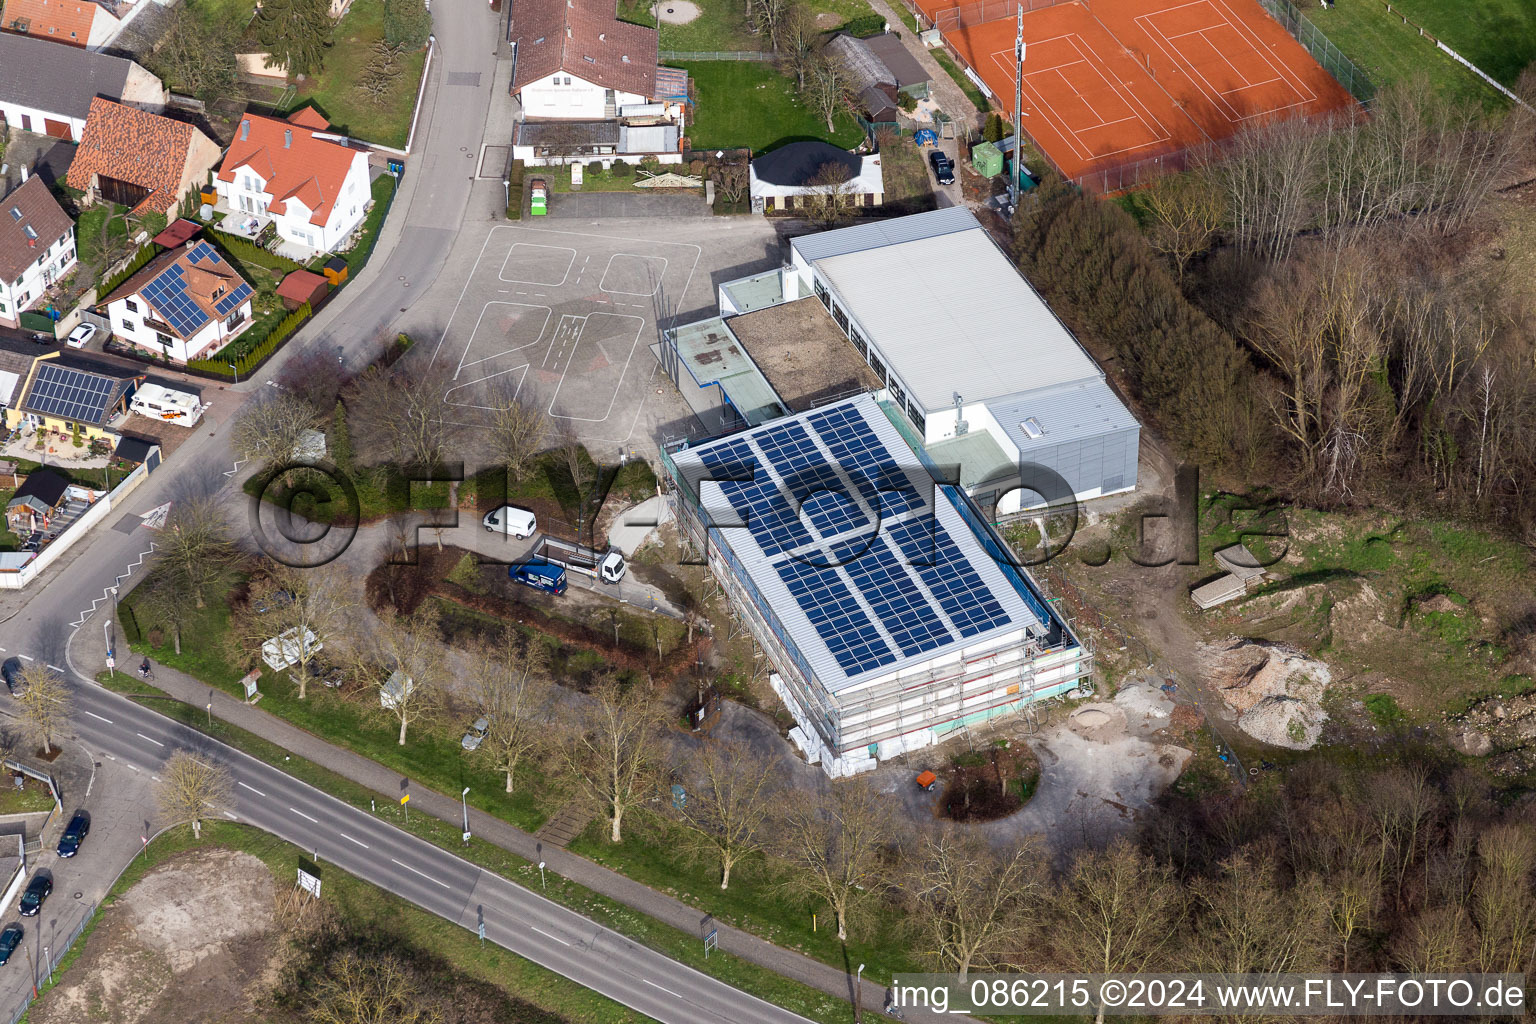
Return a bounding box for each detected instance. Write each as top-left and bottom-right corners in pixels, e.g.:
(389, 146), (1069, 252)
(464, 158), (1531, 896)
(0, 779), (56, 814)
(276, 0), (427, 147)
(674, 61), (863, 151)
(627, 0), (884, 52)
(1376, 0), (1536, 86)
(1300, 0), (1505, 108)
(931, 48), (988, 112)
(24, 821), (647, 1024)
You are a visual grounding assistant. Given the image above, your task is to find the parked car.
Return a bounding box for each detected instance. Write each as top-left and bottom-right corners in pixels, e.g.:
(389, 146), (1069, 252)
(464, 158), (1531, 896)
(461, 717), (491, 751)
(0, 924), (20, 966)
(57, 812), (90, 858)
(483, 505), (537, 538)
(929, 150), (955, 185)
(65, 324), (98, 349)
(303, 660), (345, 689)
(1, 658), (21, 695)
(251, 588), (295, 614)
(18, 875), (51, 917)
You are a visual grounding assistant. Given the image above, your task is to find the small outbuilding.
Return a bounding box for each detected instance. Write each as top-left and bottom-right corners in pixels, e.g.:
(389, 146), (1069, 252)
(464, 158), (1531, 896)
(5, 469), (68, 534)
(749, 141), (884, 214)
(322, 256), (348, 287)
(276, 269), (329, 311)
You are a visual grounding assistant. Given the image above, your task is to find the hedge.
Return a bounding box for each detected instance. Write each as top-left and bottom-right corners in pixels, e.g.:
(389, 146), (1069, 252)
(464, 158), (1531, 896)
(506, 159), (526, 220)
(840, 12), (886, 36)
(97, 243), (162, 299)
(187, 302), (311, 377)
(207, 229), (304, 274)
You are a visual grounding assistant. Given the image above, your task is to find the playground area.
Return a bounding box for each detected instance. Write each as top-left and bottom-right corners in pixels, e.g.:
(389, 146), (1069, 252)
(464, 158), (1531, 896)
(918, 0), (1358, 189)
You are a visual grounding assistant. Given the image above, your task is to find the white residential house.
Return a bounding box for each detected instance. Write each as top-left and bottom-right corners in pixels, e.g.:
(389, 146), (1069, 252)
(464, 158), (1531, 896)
(213, 108), (372, 257)
(509, 0), (663, 120)
(0, 176), (77, 329)
(0, 34), (167, 142)
(101, 240), (254, 364)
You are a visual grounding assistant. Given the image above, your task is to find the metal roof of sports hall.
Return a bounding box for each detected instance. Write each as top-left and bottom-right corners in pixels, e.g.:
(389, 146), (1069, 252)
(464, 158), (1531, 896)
(790, 209), (1103, 414)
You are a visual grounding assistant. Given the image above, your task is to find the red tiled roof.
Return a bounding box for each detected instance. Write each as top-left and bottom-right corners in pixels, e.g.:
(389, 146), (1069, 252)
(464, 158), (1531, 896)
(152, 219), (203, 247)
(510, 0), (658, 98)
(216, 110), (363, 227)
(276, 269), (328, 303)
(0, 0), (99, 47)
(66, 98), (205, 216)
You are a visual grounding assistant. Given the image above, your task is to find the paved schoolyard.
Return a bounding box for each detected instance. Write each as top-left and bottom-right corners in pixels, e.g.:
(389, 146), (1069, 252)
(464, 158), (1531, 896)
(429, 217), (784, 452)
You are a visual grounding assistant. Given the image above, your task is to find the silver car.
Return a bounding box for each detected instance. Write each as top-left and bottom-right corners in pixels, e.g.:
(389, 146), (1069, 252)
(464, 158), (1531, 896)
(461, 717), (490, 751)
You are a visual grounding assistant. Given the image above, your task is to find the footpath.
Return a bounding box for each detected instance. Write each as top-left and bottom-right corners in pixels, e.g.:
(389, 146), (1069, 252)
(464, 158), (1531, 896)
(72, 641), (946, 1024)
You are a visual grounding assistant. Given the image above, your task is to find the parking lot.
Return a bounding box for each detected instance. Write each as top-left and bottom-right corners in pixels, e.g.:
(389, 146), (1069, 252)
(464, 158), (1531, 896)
(431, 219), (782, 449)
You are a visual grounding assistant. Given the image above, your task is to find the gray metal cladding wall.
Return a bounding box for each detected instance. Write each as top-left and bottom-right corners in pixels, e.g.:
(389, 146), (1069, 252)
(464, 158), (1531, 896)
(1015, 424), (1140, 502)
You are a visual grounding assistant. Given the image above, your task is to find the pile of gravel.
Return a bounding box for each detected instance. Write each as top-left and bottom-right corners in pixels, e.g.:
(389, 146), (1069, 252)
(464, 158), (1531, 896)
(1238, 694), (1327, 749)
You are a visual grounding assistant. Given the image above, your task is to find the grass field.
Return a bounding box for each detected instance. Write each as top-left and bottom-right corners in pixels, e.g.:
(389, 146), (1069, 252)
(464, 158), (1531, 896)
(672, 61), (863, 151)
(622, 0), (884, 51)
(1300, 0), (1505, 108)
(1376, 0), (1535, 86)
(932, 48), (989, 112)
(276, 0), (427, 147)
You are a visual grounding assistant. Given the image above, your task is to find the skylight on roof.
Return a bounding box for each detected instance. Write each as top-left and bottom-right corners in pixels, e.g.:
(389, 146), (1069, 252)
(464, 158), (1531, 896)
(7, 207), (19, 222)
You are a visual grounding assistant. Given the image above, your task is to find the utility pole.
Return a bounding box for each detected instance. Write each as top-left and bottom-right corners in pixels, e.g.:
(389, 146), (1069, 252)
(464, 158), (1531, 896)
(854, 963), (865, 1024)
(1013, 4), (1025, 205)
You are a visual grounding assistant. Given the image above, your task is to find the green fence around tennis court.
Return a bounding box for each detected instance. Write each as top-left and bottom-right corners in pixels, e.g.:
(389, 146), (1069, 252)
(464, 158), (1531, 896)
(1255, 0), (1376, 105)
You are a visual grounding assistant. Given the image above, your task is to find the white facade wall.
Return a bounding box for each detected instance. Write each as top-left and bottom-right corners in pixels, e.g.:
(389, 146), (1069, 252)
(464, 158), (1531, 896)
(518, 72), (647, 119)
(106, 291), (250, 363)
(0, 100), (87, 141)
(214, 152), (370, 254)
(0, 226), (77, 327)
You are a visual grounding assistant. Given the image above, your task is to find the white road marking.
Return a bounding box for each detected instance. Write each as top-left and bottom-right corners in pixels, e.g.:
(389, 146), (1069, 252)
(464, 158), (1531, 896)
(531, 926), (570, 946)
(84, 711), (113, 724)
(289, 807), (319, 823)
(339, 832), (368, 848)
(125, 763), (140, 773)
(16, 654), (32, 662)
(104, 753), (116, 761)
(391, 858), (452, 889)
(46, 664), (64, 673)
(136, 732), (165, 747)
(643, 979), (681, 998)
(223, 811), (238, 819)
(238, 781), (267, 797)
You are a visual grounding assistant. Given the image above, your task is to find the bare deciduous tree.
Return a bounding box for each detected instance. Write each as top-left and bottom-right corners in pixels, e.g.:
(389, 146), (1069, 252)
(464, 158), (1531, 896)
(469, 631), (552, 793)
(1044, 840), (1183, 1024)
(714, 162), (749, 205)
(16, 665), (71, 755)
(1185, 849), (1330, 975)
(805, 55), (855, 133)
(778, 781), (892, 942)
(305, 951), (444, 1023)
(749, 0), (794, 49)
(235, 563), (353, 699)
(156, 750), (233, 839)
(560, 675), (665, 843)
(674, 738), (777, 889)
(485, 381), (548, 486)
(1140, 172), (1223, 283)
(135, 566), (198, 655)
(1471, 823), (1536, 975)
(914, 828), (1042, 979)
(343, 361), (457, 470)
(230, 391), (319, 468)
(348, 606), (444, 745)
(803, 161), (858, 228)
(156, 495), (241, 610)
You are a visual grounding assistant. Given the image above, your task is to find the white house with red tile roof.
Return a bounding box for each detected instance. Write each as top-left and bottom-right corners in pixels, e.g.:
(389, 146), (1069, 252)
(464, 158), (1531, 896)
(100, 241), (255, 363)
(213, 108), (372, 256)
(510, 0), (663, 120)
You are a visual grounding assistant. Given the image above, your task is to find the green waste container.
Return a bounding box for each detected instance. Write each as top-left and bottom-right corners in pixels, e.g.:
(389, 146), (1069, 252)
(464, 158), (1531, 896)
(971, 141), (1003, 178)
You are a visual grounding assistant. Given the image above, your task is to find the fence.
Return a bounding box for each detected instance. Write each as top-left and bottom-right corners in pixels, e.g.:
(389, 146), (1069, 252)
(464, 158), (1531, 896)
(931, 0), (1068, 33)
(2, 899), (95, 1024)
(0, 454), (155, 590)
(658, 49), (772, 61)
(1254, 0), (1375, 105)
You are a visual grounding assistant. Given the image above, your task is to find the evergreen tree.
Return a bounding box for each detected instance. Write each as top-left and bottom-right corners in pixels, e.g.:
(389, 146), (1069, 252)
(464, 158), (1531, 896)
(254, 0), (334, 77)
(382, 0), (432, 50)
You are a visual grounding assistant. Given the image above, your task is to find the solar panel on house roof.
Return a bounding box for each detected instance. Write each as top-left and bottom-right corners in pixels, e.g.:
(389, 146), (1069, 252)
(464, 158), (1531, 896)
(214, 283), (253, 316)
(808, 403), (924, 518)
(141, 264), (209, 336)
(774, 555), (895, 674)
(27, 362), (116, 423)
(887, 516), (1013, 638)
(831, 534), (952, 657)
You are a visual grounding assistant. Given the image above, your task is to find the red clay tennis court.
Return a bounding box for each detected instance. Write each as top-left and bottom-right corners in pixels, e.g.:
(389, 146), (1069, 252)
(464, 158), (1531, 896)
(923, 0), (1357, 189)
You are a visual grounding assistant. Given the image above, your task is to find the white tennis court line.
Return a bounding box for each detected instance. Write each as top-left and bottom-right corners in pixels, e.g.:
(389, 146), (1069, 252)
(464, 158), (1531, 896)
(1134, 0), (1316, 122)
(988, 33), (1171, 163)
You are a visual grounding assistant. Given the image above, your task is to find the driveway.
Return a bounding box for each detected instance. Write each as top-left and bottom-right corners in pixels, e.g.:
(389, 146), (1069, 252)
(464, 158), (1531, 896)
(546, 192), (711, 218)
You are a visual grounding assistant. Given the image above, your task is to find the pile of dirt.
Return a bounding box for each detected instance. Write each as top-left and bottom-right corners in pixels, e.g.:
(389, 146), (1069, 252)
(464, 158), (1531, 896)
(1446, 693), (1536, 769)
(1067, 704), (1128, 743)
(34, 849), (276, 1024)
(1205, 639), (1332, 749)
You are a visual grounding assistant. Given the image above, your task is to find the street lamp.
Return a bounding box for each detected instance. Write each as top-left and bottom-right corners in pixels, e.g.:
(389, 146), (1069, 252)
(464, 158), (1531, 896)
(537, 860), (546, 891)
(227, 362), (239, 385)
(461, 786), (470, 844)
(854, 963), (865, 1024)
(104, 617), (114, 678)
(44, 945), (52, 985)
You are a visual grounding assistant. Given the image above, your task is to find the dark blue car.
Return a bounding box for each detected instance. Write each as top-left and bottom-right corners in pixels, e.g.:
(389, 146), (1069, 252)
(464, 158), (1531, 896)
(0, 924), (20, 966)
(18, 875), (51, 917)
(57, 812), (89, 858)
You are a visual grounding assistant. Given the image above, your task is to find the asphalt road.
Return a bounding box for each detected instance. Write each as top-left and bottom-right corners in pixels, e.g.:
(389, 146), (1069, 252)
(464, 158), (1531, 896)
(50, 682), (810, 1024)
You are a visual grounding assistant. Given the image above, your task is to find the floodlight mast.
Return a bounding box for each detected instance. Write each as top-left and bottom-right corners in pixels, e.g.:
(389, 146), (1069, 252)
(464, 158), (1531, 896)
(1013, 4), (1025, 205)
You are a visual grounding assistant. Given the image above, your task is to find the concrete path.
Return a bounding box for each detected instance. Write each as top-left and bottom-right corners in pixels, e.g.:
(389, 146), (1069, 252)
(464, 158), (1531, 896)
(866, 0), (987, 133)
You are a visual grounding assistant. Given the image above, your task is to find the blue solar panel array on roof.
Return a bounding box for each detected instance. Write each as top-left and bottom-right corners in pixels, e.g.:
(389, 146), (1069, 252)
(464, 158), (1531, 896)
(689, 398), (1020, 682)
(140, 244), (252, 336)
(27, 362), (116, 423)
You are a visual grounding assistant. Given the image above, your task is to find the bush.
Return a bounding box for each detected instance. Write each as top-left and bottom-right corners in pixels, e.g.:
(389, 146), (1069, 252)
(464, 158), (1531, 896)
(506, 159), (526, 219)
(330, 401), (352, 469)
(689, 158), (706, 176)
(610, 158), (631, 177)
(841, 12), (885, 36)
(588, 160), (605, 176)
(446, 552), (486, 594)
(984, 113), (1005, 143)
(897, 91), (918, 113)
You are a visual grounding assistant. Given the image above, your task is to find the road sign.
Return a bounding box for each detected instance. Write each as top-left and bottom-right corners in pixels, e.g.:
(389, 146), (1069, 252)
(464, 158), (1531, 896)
(400, 794), (410, 804)
(140, 502), (172, 530)
(297, 866), (322, 898)
(704, 928), (718, 958)
(105, 656), (115, 671)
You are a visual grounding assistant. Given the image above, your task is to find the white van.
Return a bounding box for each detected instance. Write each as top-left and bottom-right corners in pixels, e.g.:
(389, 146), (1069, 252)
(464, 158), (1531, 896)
(483, 505), (537, 538)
